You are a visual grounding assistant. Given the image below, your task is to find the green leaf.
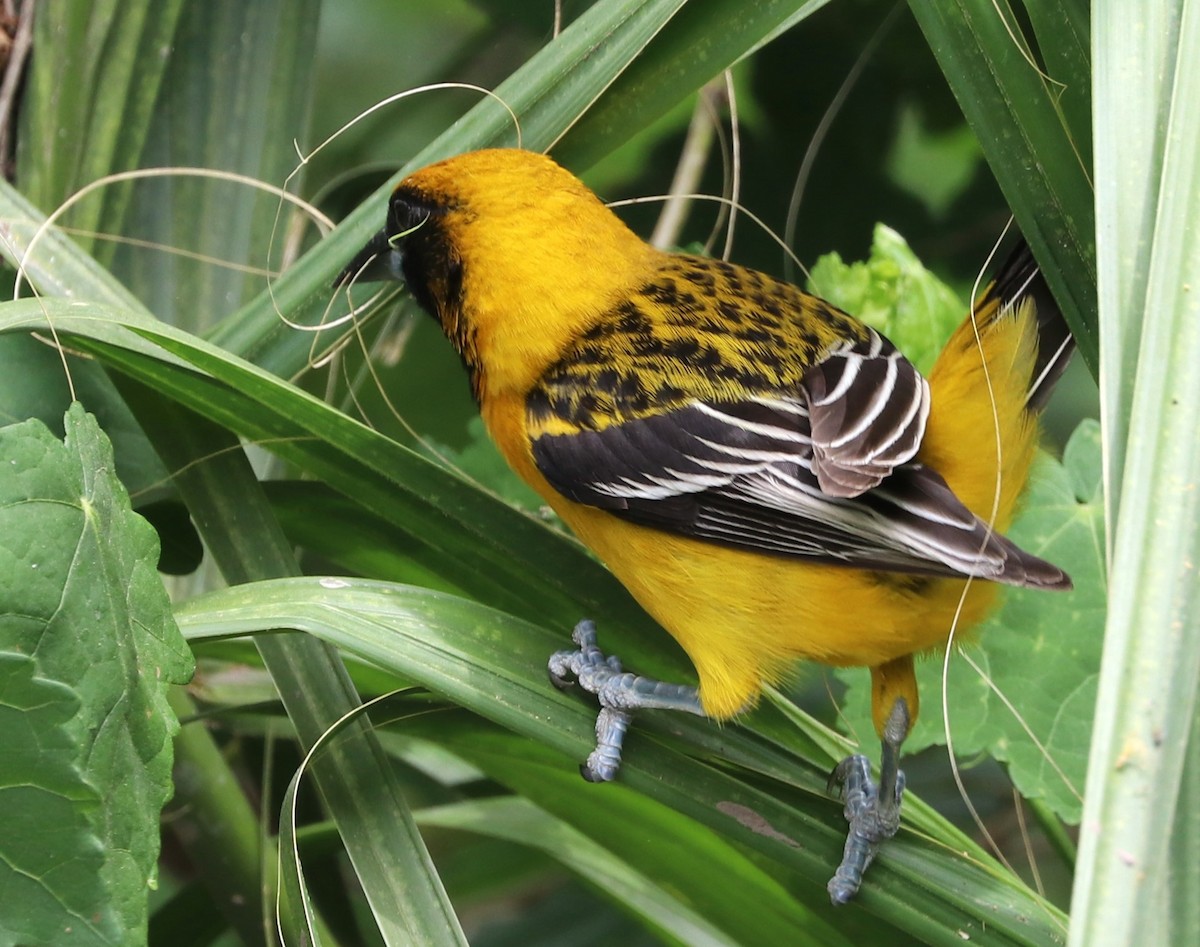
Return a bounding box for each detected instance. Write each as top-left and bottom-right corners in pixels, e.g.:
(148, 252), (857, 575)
(552, 0), (831, 170)
(418, 416), (552, 514)
(0, 654), (115, 947)
(130, 393), (467, 946)
(175, 577), (1068, 945)
(16, 0), (186, 240)
(207, 0), (827, 377)
(884, 102), (985, 220)
(0, 335), (172, 502)
(909, 0), (1097, 375)
(416, 787), (845, 946)
(0, 296), (671, 674)
(0, 405), (194, 944)
(812, 223), (1104, 824)
(114, 0), (322, 328)
(840, 420), (1106, 823)
(1075, 2), (1200, 943)
(267, 481), (473, 594)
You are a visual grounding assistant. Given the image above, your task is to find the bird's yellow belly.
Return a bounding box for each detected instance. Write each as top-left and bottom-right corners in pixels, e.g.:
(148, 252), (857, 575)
(484, 393), (1000, 721)
(555, 502), (998, 719)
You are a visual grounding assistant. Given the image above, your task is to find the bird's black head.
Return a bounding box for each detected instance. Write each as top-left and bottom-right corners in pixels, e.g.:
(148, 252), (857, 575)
(333, 186), (460, 323)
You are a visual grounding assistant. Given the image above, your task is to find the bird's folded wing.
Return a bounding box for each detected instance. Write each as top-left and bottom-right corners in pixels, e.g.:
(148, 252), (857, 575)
(800, 330), (930, 498)
(530, 396), (1068, 589)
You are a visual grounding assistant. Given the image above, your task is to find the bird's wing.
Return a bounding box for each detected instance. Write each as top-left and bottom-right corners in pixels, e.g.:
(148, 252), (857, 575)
(530, 391), (1067, 589)
(800, 331), (930, 497)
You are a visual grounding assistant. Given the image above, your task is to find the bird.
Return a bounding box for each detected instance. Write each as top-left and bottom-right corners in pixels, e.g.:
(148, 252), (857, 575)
(335, 147), (1075, 903)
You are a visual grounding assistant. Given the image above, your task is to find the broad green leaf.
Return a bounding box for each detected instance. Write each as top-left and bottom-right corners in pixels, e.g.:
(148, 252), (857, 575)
(884, 103), (985, 220)
(0, 333), (200, 576)
(840, 421), (1105, 822)
(0, 405), (194, 944)
(0, 654), (114, 947)
(813, 225), (1104, 822)
(0, 334), (171, 502)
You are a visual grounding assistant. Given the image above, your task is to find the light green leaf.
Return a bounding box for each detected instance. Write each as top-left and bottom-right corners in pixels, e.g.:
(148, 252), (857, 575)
(1076, 2), (1200, 943)
(885, 103), (985, 220)
(807, 223), (965, 373)
(16, 0), (186, 241)
(115, 0), (322, 328)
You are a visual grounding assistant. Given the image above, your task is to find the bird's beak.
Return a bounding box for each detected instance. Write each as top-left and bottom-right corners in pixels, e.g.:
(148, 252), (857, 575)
(333, 227), (405, 289)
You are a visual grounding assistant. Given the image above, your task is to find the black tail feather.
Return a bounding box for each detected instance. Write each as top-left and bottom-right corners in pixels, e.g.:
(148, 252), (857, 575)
(987, 240), (1076, 412)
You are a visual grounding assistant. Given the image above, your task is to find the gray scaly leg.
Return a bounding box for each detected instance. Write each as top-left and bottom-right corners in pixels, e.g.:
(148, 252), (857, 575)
(827, 697), (910, 904)
(548, 620), (705, 782)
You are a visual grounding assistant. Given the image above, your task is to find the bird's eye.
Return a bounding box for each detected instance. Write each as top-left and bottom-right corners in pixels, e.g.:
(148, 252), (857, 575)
(387, 190), (438, 240)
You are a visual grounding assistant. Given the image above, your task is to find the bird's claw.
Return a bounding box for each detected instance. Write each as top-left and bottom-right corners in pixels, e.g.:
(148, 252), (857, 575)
(548, 620), (702, 782)
(548, 621), (636, 781)
(825, 697), (910, 903)
(826, 753), (906, 904)
(548, 619), (622, 691)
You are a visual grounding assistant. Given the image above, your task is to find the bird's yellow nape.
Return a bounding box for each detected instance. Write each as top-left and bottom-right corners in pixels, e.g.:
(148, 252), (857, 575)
(391, 150), (659, 399)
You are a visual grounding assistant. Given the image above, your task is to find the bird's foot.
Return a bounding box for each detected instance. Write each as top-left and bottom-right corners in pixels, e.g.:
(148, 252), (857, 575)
(826, 753), (905, 904)
(548, 619), (703, 782)
(826, 697), (910, 904)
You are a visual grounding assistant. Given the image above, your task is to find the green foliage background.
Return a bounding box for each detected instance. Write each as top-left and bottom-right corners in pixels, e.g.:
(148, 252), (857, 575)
(0, 1), (1195, 946)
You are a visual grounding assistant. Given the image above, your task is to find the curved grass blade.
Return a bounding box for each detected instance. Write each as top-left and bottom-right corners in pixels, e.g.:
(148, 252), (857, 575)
(175, 576), (1069, 946)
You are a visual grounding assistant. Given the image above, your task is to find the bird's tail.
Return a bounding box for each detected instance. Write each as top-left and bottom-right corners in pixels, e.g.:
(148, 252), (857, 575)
(920, 239), (1075, 556)
(973, 240), (1076, 413)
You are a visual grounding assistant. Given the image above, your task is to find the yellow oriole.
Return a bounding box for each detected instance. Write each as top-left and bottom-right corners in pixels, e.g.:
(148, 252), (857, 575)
(337, 148), (1074, 902)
